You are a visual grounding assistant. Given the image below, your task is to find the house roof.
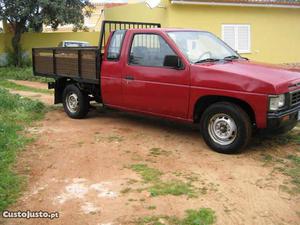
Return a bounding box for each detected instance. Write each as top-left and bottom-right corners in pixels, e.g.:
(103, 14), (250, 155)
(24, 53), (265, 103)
(171, 0), (300, 8)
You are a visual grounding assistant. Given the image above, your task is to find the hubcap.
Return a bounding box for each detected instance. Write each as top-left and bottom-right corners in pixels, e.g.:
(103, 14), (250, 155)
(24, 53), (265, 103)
(66, 93), (79, 113)
(208, 113), (237, 146)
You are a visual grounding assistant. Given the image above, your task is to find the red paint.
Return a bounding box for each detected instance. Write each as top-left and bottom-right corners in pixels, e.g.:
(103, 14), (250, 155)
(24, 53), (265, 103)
(101, 29), (300, 129)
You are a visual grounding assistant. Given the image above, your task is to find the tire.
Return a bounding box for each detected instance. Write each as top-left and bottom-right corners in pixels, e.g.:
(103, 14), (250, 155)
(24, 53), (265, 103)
(200, 102), (252, 154)
(62, 84), (89, 119)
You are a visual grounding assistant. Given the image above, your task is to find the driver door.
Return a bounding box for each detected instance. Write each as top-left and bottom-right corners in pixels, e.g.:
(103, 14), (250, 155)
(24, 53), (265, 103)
(122, 32), (190, 119)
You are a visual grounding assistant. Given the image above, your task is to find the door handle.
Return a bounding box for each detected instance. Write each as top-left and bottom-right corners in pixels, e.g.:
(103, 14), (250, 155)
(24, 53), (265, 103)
(125, 75), (134, 80)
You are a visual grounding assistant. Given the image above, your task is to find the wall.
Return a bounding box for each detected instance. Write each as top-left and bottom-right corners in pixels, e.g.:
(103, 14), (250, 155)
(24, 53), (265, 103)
(1, 4), (299, 64)
(20, 32), (100, 50)
(0, 32), (100, 66)
(0, 33), (8, 66)
(104, 2), (300, 64)
(104, 1), (169, 27)
(167, 4), (300, 64)
(0, 33), (6, 53)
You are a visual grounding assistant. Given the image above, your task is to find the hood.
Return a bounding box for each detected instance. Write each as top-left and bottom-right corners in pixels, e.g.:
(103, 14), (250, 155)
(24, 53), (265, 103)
(191, 60), (300, 94)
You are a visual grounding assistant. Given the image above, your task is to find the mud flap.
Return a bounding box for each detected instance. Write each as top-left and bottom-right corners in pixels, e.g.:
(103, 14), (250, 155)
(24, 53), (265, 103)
(49, 79), (66, 104)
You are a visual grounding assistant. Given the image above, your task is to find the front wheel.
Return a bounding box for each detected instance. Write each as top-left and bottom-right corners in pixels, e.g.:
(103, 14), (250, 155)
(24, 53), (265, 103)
(62, 84), (89, 119)
(200, 102), (252, 154)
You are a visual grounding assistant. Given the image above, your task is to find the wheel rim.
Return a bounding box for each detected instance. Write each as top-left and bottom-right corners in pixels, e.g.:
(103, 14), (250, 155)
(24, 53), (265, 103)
(208, 113), (237, 146)
(66, 93), (79, 113)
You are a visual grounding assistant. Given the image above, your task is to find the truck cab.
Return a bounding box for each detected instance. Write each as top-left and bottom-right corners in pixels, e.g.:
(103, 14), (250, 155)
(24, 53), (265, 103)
(33, 21), (300, 154)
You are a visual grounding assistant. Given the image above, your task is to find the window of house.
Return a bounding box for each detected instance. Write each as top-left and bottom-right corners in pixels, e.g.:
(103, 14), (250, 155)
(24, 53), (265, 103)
(129, 34), (176, 67)
(221, 24), (251, 54)
(107, 30), (126, 60)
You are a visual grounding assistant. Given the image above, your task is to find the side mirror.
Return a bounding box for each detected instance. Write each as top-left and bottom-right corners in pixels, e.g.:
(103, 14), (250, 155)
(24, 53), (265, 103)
(163, 55), (184, 70)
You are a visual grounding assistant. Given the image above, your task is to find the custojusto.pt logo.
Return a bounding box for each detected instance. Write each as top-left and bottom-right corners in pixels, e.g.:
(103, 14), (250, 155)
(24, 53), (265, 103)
(2, 210), (59, 220)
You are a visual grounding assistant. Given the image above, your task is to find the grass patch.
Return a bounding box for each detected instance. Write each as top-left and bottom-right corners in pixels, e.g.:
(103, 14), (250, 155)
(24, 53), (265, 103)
(261, 152), (300, 195)
(147, 205), (156, 210)
(131, 164), (162, 183)
(121, 187), (132, 194)
(137, 208), (216, 225)
(258, 129), (300, 194)
(0, 88), (45, 211)
(257, 129), (300, 148)
(0, 80), (52, 94)
(130, 164), (198, 197)
(95, 134), (125, 143)
(107, 135), (124, 143)
(0, 67), (52, 83)
(149, 180), (196, 197)
(148, 148), (171, 157)
(280, 155), (300, 194)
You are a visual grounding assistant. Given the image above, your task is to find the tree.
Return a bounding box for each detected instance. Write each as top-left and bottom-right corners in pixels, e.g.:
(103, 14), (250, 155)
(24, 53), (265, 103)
(0, 0), (93, 66)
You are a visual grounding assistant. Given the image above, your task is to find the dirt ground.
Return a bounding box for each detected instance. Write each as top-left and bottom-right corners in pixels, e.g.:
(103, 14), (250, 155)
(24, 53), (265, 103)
(1, 80), (300, 225)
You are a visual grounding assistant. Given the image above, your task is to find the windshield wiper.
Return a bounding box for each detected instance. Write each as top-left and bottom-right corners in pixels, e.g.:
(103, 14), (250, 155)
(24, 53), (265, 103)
(223, 55), (239, 61)
(194, 58), (220, 64)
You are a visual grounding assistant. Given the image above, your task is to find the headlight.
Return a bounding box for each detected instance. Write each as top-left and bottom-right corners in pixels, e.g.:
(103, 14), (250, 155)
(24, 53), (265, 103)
(269, 94), (285, 111)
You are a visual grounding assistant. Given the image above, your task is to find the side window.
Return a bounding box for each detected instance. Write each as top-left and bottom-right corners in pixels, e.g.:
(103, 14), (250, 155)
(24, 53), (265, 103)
(107, 30), (126, 60)
(129, 34), (176, 67)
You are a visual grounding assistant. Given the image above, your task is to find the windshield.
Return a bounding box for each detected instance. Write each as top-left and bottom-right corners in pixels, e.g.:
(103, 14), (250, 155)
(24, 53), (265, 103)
(167, 31), (239, 63)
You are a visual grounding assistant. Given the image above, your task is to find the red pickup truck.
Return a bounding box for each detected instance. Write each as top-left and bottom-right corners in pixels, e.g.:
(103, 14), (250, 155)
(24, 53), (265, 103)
(33, 20), (300, 154)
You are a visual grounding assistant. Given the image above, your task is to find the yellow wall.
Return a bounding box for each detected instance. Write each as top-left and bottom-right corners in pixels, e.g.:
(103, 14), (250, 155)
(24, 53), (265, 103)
(1, 32), (100, 54)
(20, 32), (100, 50)
(1, 3), (299, 64)
(0, 34), (6, 53)
(104, 1), (169, 27)
(104, 2), (300, 64)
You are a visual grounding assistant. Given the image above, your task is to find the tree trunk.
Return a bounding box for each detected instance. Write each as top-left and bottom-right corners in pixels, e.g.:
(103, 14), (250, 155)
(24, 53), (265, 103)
(11, 21), (25, 67)
(12, 29), (22, 67)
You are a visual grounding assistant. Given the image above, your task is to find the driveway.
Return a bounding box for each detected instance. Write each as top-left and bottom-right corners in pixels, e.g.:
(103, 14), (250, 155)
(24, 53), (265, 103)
(1, 80), (299, 225)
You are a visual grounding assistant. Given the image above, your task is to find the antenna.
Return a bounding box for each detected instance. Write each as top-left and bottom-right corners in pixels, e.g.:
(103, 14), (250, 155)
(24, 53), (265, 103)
(145, 0), (161, 9)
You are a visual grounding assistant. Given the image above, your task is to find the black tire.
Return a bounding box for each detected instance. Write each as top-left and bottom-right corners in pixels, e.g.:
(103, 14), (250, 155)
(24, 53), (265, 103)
(200, 102), (252, 154)
(62, 84), (89, 119)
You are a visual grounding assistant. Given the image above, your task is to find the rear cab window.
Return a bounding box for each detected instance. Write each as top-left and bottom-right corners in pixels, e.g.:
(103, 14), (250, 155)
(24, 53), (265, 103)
(107, 30), (126, 61)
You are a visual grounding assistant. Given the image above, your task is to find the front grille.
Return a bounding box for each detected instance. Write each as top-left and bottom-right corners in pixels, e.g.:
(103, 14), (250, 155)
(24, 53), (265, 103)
(291, 90), (300, 106)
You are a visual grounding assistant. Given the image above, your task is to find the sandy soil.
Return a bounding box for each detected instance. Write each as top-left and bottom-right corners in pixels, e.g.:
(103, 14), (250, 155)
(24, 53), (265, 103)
(8, 89), (53, 105)
(1, 81), (300, 225)
(9, 80), (49, 90)
(8, 80), (53, 105)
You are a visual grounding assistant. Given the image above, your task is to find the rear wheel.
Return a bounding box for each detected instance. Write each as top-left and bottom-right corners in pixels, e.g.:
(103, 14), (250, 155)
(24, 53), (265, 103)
(200, 102), (252, 154)
(63, 84), (89, 119)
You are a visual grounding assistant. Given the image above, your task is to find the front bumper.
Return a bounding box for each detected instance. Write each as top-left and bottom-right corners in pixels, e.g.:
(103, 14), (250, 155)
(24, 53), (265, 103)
(265, 105), (300, 134)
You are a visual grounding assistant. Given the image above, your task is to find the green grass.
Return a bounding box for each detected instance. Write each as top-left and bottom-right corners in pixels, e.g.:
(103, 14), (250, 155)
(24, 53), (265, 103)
(147, 205), (156, 210)
(0, 80), (52, 94)
(0, 88), (45, 212)
(107, 135), (124, 143)
(121, 187), (132, 194)
(137, 208), (216, 225)
(261, 152), (300, 195)
(257, 129), (300, 147)
(149, 180), (196, 197)
(148, 148), (171, 157)
(281, 155), (300, 194)
(131, 164), (162, 183)
(0, 67), (53, 95)
(258, 130), (300, 194)
(130, 164), (198, 197)
(0, 67), (52, 83)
